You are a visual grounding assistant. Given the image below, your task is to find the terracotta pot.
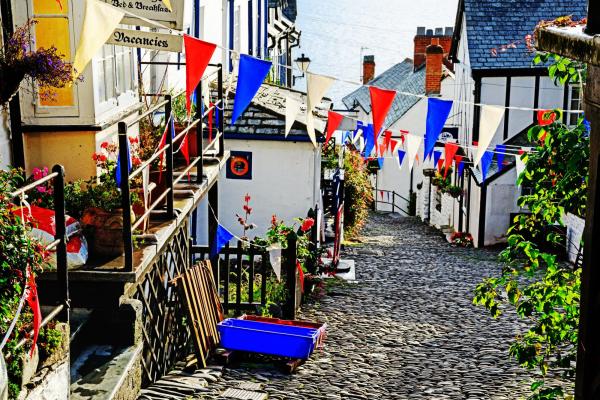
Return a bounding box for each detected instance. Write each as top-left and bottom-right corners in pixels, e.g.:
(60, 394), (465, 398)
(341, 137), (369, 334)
(81, 207), (135, 258)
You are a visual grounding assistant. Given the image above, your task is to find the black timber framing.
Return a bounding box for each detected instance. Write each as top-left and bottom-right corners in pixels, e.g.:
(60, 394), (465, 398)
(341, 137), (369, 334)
(533, 75), (541, 123)
(503, 76), (511, 140)
(477, 183), (487, 248)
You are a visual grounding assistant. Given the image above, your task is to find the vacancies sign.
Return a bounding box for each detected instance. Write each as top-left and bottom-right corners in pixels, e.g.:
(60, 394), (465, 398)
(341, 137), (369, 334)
(104, 0), (185, 30)
(108, 29), (183, 52)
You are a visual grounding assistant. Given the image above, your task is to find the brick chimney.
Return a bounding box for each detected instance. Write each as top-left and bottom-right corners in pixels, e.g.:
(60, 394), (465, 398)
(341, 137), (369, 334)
(413, 26), (454, 71)
(425, 38), (444, 95)
(363, 55), (375, 84)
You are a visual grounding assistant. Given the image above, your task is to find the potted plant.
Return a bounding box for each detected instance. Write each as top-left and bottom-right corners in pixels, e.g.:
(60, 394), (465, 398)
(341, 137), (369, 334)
(0, 20), (77, 107)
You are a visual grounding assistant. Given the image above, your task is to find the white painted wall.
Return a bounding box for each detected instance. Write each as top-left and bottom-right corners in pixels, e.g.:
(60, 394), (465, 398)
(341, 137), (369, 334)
(483, 169), (522, 246)
(564, 212), (584, 264)
(195, 138), (321, 244)
(0, 105), (11, 169)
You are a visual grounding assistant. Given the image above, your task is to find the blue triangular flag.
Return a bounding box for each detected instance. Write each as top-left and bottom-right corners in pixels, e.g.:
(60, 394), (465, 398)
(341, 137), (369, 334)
(170, 115), (176, 139)
(424, 98), (453, 160)
(231, 54), (272, 125)
(115, 139), (132, 188)
(342, 131), (350, 144)
(495, 144), (506, 171)
(397, 149), (406, 167)
(363, 124), (375, 157)
(378, 157), (384, 169)
(210, 224), (234, 258)
(458, 160), (465, 177)
(433, 150), (442, 168)
(480, 151), (494, 183)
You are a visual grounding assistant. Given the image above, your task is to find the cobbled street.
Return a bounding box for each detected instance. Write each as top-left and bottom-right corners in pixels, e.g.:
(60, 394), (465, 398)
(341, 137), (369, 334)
(142, 213), (543, 400)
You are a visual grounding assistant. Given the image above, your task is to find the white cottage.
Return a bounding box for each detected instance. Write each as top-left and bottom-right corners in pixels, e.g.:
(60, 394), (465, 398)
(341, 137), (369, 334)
(448, 0), (587, 247)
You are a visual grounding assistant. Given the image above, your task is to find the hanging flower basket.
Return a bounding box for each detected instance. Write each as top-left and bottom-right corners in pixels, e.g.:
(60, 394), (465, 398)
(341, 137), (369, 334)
(423, 168), (436, 177)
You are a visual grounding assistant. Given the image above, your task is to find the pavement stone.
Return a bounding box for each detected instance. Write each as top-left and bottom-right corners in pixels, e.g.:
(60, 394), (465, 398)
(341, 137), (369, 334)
(143, 213), (571, 399)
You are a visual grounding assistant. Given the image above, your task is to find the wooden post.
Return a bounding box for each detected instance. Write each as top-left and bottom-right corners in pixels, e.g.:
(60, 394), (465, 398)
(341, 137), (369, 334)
(283, 232), (298, 320)
(195, 83), (204, 184)
(52, 165), (69, 322)
(208, 181), (219, 284)
(165, 95), (175, 219)
(217, 64), (225, 158)
(118, 123), (134, 271)
(576, 63), (600, 399)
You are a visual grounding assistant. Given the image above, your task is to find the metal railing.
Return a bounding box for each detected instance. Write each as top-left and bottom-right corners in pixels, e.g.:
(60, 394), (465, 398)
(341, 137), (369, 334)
(118, 65), (225, 272)
(374, 189), (411, 216)
(8, 165), (70, 351)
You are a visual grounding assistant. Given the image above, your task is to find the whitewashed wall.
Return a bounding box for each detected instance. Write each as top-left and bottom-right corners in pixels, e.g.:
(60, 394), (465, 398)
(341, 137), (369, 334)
(483, 169), (522, 246)
(0, 110), (11, 169)
(564, 212), (584, 264)
(196, 139), (320, 244)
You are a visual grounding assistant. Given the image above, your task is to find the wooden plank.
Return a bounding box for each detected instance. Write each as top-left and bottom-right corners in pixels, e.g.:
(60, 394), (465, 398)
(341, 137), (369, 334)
(224, 243), (230, 312)
(261, 251), (268, 307)
(236, 241), (243, 308)
(248, 244), (255, 304)
(173, 276), (207, 368)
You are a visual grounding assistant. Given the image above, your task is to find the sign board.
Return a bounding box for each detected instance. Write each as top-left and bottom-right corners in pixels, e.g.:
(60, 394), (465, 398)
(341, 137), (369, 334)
(108, 28), (183, 52)
(104, 0), (185, 30)
(226, 151), (253, 180)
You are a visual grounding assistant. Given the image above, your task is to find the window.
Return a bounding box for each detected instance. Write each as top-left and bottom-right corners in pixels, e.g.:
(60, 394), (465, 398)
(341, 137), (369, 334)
(96, 44), (136, 104)
(569, 85), (582, 126)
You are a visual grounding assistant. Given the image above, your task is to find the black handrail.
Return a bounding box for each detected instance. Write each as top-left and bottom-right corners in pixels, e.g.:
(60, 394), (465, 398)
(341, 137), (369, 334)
(118, 65), (225, 272)
(8, 164), (70, 352)
(374, 189), (410, 216)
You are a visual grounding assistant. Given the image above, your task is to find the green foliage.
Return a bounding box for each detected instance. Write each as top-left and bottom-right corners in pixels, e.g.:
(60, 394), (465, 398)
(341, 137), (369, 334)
(533, 53), (586, 86)
(343, 150), (373, 239)
(473, 109), (588, 398)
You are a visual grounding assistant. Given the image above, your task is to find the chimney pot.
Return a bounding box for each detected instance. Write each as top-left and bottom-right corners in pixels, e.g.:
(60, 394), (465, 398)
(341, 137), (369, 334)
(417, 26), (426, 36)
(435, 27), (443, 36)
(445, 27), (454, 36)
(363, 55), (375, 84)
(426, 29), (434, 36)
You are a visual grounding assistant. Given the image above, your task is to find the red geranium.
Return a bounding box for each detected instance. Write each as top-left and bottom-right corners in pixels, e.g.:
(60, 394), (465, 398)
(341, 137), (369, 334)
(537, 110), (558, 126)
(301, 218), (315, 232)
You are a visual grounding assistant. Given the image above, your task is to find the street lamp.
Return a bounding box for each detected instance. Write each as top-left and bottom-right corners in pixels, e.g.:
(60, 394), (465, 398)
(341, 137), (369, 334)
(295, 53), (311, 73)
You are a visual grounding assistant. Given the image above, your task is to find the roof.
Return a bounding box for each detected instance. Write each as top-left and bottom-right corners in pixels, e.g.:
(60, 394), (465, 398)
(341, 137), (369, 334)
(452, 0), (588, 70)
(220, 80), (328, 140)
(341, 59), (429, 128)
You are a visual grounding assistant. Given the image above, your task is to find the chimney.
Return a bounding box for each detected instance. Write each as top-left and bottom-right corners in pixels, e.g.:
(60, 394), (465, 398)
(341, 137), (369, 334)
(363, 55), (375, 84)
(413, 26), (455, 71)
(425, 38), (444, 95)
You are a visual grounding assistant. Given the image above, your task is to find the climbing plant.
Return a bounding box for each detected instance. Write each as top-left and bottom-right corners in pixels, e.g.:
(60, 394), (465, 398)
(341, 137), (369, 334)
(473, 54), (589, 400)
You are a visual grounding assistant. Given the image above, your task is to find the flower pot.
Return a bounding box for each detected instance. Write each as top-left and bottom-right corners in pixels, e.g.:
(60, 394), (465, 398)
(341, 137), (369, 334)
(81, 207), (135, 258)
(173, 123), (200, 163)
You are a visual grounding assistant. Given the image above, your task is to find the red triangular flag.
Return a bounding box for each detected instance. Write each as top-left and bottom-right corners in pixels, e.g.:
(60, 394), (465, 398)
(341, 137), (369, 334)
(437, 157), (444, 173)
(326, 111), (344, 144)
(184, 35), (217, 115)
(383, 130), (393, 152)
(444, 143), (460, 178)
(369, 86), (396, 142)
(296, 260), (305, 293)
(399, 130), (408, 144)
(389, 139), (399, 153)
(25, 269), (41, 357)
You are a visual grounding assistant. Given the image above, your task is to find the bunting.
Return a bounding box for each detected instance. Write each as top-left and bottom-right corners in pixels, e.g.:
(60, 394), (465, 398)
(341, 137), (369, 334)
(210, 225), (234, 258)
(405, 133), (422, 171)
(285, 96), (302, 137)
(456, 155), (465, 177)
(424, 98), (453, 160)
(184, 35), (217, 115)
(369, 87), (397, 141)
(267, 244), (282, 281)
(326, 111), (345, 144)
(433, 150), (442, 169)
(306, 72), (335, 147)
(480, 151), (494, 183)
(444, 143), (459, 178)
(437, 157), (444, 173)
(475, 105), (504, 166)
(73, 0), (125, 79)
(363, 124), (375, 157)
(397, 149), (406, 169)
(231, 55), (272, 125)
(495, 144), (506, 171)
(378, 157), (384, 169)
(383, 131), (393, 153)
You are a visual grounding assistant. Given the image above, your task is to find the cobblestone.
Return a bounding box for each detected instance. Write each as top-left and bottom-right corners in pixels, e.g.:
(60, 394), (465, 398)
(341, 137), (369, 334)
(145, 213), (555, 399)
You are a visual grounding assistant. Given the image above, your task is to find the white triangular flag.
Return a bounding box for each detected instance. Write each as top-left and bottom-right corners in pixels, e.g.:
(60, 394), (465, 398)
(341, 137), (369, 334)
(391, 140), (403, 169)
(474, 105), (505, 166)
(352, 129), (363, 145)
(515, 146), (530, 185)
(73, 0), (125, 79)
(201, 79), (210, 109)
(285, 96), (302, 137)
(405, 133), (422, 171)
(306, 72), (335, 147)
(267, 244), (282, 281)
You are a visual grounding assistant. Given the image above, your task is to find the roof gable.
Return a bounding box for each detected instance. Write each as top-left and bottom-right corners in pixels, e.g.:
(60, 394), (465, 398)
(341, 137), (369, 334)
(460, 0), (587, 70)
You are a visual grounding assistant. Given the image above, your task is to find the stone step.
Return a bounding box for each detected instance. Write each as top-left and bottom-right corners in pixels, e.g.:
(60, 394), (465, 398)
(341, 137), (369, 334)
(70, 343), (142, 400)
